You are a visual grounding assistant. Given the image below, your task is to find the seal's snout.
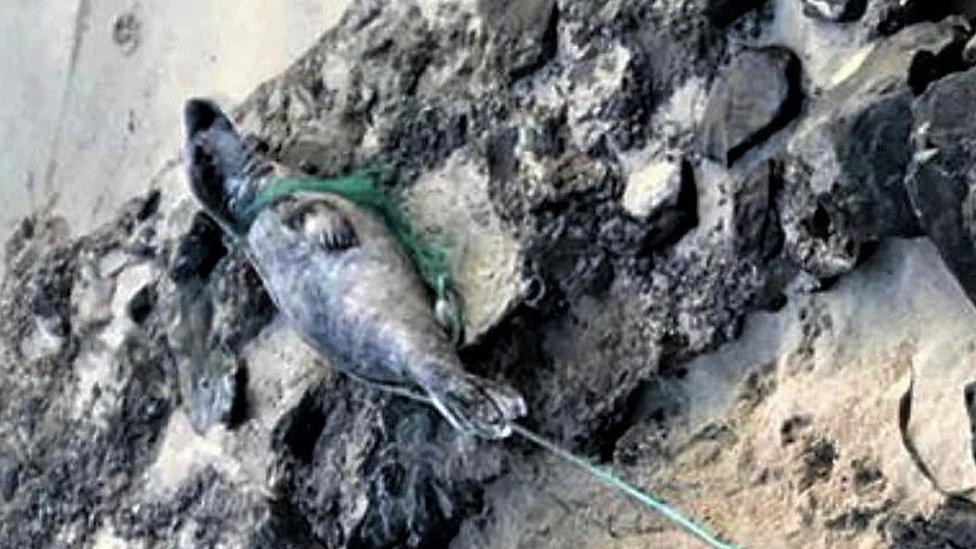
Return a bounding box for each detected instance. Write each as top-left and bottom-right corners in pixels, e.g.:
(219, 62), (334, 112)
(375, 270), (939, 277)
(184, 98), (231, 138)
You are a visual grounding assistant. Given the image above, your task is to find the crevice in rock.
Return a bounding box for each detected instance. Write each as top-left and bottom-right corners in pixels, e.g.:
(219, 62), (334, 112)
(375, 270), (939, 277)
(908, 39), (970, 95)
(280, 391), (328, 465)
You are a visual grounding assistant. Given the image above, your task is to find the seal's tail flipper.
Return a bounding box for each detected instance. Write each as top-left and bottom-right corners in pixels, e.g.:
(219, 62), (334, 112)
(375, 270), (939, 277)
(183, 98), (269, 233)
(426, 372), (526, 439)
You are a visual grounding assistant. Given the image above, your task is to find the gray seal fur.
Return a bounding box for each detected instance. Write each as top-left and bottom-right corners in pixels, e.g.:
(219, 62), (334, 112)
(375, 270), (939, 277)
(183, 98), (525, 438)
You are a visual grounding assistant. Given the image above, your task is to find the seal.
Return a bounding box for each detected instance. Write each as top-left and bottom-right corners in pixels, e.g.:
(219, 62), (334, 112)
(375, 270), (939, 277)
(182, 98), (526, 438)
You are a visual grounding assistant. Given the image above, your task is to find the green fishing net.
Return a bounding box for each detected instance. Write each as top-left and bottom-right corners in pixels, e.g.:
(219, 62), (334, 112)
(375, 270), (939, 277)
(242, 168), (464, 342)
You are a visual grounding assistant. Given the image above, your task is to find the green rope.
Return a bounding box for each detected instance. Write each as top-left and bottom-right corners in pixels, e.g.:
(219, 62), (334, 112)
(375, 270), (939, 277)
(510, 424), (741, 549)
(240, 168), (463, 340)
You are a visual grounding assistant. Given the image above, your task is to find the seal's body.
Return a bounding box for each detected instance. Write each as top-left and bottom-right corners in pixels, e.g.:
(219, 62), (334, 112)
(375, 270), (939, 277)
(183, 99), (524, 438)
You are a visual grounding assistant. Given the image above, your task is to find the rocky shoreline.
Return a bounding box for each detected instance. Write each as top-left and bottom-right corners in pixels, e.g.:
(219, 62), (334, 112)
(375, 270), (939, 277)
(4, 0), (976, 546)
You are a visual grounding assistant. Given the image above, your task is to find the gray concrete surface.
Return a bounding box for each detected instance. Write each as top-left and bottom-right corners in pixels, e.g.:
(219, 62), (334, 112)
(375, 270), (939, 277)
(0, 0), (351, 248)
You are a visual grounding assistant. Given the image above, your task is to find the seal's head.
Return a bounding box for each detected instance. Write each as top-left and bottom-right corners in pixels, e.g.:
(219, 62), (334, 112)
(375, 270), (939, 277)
(184, 98), (267, 236)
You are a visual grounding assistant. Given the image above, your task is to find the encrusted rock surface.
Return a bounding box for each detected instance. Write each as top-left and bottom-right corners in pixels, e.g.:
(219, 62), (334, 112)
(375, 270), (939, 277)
(906, 66), (976, 305)
(802, 0), (868, 22)
(700, 46), (802, 166)
(4, 1), (976, 547)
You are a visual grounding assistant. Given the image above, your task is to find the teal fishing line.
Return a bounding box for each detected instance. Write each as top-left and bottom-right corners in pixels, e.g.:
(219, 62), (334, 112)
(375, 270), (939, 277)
(510, 424), (741, 549)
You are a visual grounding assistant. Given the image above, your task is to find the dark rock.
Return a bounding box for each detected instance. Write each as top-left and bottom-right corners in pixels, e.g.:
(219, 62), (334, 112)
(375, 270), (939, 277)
(885, 501), (976, 547)
(210, 253), (276, 352)
(966, 380), (976, 465)
(797, 437), (838, 491)
(480, 0), (558, 78)
(0, 457), (19, 501)
(701, 46), (802, 166)
(801, 0), (867, 22)
(0, 333), (172, 547)
(964, 34), (976, 66)
(906, 68), (976, 306)
(126, 284), (156, 325)
(135, 189), (161, 221)
(270, 380), (504, 548)
(868, 0), (952, 37)
(780, 21), (966, 281)
(182, 346), (245, 433)
(380, 102), (470, 174)
(703, 0), (767, 27)
(168, 212), (227, 285)
(905, 21), (970, 95)
(782, 92), (917, 279)
(30, 255), (75, 338)
(166, 251), (265, 433)
(949, 0), (976, 19)
(731, 159), (783, 261)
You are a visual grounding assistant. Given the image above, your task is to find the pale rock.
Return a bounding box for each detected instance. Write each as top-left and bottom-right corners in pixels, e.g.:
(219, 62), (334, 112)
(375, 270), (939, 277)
(404, 150), (526, 344)
(71, 252), (116, 332)
(621, 157), (684, 219)
(71, 341), (123, 425)
(801, 0), (867, 22)
(102, 262), (156, 349)
(19, 316), (66, 361)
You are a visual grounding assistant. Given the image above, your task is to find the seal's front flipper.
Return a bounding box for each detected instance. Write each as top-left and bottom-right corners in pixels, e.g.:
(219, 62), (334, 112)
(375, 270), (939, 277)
(275, 198), (360, 252)
(425, 372), (526, 439)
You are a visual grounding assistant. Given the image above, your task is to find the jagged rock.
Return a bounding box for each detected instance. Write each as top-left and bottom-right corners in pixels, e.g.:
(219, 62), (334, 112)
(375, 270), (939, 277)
(731, 159), (783, 261)
(163, 228), (270, 433)
(700, 46), (802, 166)
(10, 1), (976, 547)
(964, 34), (976, 65)
(485, 125), (618, 298)
(168, 212), (226, 285)
(781, 20), (965, 280)
(782, 93), (917, 278)
(886, 502), (976, 547)
(404, 151), (527, 345)
(566, 42), (635, 153)
(905, 67), (976, 305)
(479, 0), (558, 78)
(71, 252), (116, 332)
(621, 156), (698, 248)
(801, 0), (867, 22)
(703, 0), (767, 27)
(271, 380), (504, 547)
(867, 0), (948, 37)
(0, 457), (18, 501)
(209, 253), (275, 352)
(126, 284), (156, 325)
(621, 157), (686, 219)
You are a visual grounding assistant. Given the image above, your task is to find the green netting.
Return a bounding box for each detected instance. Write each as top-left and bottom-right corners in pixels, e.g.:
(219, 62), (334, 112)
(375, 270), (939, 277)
(239, 168), (463, 339)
